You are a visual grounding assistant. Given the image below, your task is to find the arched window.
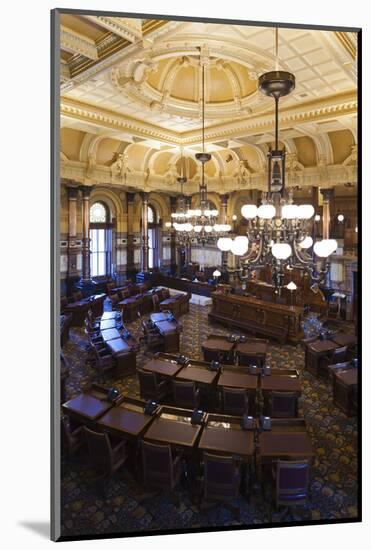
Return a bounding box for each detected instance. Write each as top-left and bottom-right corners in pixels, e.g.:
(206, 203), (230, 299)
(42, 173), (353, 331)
(89, 201), (112, 277)
(147, 205), (158, 269)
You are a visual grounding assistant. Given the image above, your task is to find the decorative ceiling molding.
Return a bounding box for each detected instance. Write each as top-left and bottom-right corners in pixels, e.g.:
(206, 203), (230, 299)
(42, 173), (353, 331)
(85, 16), (143, 42)
(60, 25), (98, 60)
(61, 91), (357, 149)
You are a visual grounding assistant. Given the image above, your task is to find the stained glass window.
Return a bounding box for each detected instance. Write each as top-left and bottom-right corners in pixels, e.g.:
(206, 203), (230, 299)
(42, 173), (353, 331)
(90, 202), (107, 223)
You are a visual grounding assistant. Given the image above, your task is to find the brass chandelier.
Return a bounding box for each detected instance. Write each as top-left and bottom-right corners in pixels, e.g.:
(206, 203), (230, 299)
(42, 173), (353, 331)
(221, 29), (337, 290)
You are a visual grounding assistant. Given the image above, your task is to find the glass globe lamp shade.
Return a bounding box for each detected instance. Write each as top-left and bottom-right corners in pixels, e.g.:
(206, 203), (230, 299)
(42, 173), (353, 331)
(183, 223), (193, 232)
(213, 224), (221, 232)
(298, 236), (313, 249)
(194, 209), (201, 217)
(314, 214), (321, 222)
(287, 281), (297, 291)
(193, 225), (202, 233)
(272, 242), (292, 260)
(220, 224), (231, 232)
(297, 204), (315, 219)
(314, 239), (338, 257)
(232, 214), (237, 221)
(257, 204), (276, 219)
(165, 221), (172, 228)
(213, 269), (222, 278)
(231, 236), (249, 256)
(241, 204), (258, 219)
(204, 225), (212, 233)
(217, 237), (233, 251)
(337, 214), (344, 222)
(282, 204), (298, 219)
(211, 209), (219, 216)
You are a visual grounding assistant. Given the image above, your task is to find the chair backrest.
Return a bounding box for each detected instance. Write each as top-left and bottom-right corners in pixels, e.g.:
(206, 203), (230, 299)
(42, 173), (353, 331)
(276, 460), (309, 506)
(138, 369), (157, 397)
(173, 380), (197, 408)
(73, 290), (83, 302)
(203, 452), (241, 501)
(60, 296), (68, 310)
(152, 294), (160, 311)
(142, 441), (173, 489)
(120, 287), (130, 300)
(222, 387), (249, 416)
(270, 391), (297, 418)
(238, 353), (261, 367)
(84, 427), (113, 473)
(110, 293), (120, 307)
(332, 346), (348, 363)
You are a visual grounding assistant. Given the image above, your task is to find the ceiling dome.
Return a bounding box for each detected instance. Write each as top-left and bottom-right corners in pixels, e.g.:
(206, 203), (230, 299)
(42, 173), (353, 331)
(113, 53), (258, 120)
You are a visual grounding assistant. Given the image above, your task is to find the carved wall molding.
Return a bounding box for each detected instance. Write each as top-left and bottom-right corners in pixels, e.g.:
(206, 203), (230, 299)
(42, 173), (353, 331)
(60, 25), (98, 61)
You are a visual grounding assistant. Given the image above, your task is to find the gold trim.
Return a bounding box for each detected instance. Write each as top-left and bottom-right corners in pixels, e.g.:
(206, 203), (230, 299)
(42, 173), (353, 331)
(334, 31), (357, 60)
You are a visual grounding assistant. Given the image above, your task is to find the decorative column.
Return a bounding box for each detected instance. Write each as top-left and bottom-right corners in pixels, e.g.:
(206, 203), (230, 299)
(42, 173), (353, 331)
(80, 185), (91, 282)
(220, 194), (229, 276)
(126, 192), (135, 276)
(170, 196), (177, 274)
(67, 186), (79, 281)
(321, 188), (334, 240)
(140, 192), (149, 274)
(320, 188), (334, 288)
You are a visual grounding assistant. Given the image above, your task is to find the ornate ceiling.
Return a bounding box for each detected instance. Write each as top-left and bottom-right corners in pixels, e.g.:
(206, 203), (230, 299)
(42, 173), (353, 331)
(59, 15), (358, 196)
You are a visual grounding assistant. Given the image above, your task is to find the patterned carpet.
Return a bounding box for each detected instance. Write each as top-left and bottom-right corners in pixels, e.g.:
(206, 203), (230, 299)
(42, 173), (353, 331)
(60, 302), (358, 538)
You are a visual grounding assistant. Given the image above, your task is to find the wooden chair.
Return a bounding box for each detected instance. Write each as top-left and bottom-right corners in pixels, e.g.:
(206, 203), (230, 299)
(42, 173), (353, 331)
(109, 293), (121, 310)
(320, 346), (348, 378)
(137, 369), (169, 401)
(141, 320), (164, 352)
(271, 460), (310, 521)
(61, 417), (84, 459)
(91, 344), (114, 378)
(141, 441), (182, 494)
(152, 294), (160, 312)
(201, 452), (242, 520)
(84, 427), (128, 484)
(222, 387), (250, 416)
(268, 391), (298, 418)
(172, 380), (200, 409)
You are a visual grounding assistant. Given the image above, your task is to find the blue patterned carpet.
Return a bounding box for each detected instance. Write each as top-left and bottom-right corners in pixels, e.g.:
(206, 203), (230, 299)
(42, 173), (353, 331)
(60, 303), (358, 538)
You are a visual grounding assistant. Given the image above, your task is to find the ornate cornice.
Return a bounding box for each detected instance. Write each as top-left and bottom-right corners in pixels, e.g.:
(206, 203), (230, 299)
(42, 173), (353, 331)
(61, 90), (357, 147)
(85, 16), (142, 42)
(60, 25), (98, 61)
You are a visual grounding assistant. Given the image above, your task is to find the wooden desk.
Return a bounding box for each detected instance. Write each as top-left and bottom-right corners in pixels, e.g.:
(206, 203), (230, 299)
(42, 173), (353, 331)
(202, 334), (235, 364)
(305, 339), (339, 377)
(259, 432), (314, 460)
(218, 370), (258, 391)
(261, 376), (301, 394)
(101, 311), (118, 321)
(269, 418), (307, 432)
(118, 295), (143, 322)
(150, 313), (180, 353)
(331, 333), (357, 347)
(199, 415), (254, 459)
(151, 312), (169, 322)
(101, 328), (122, 342)
(100, 319), (117, 330)
(143, 408), (202, 448)
(333, 368), (358, 416)
(235, 340), (268, 368)
(62, 393), (112, 423)
(106, 338), (131, 355)
(209, 293), (303, 343)
(176, 364), (218, 385)
(64, 294), (105, 327)
(97, 402), (154, 438)
(142, 357), (183, 378)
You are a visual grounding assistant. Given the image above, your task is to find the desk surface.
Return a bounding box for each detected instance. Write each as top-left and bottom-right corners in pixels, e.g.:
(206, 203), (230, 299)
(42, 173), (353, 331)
(259, 431), (314, 458)
(151, 312), (169, 322)
(101, 328), (122, 342)
(176, 365), (218, 385)
(261, 376), (301, 393)
(144, 415), (201, 447)
(100, 319), (117, 330)
(97, 405), (153, 437)
(101, 311), (118, 321)
(202, 335), (234, 352)
(235, 342), (268, 355)
(199, 424), (254, 458)
(331, 333), (357, 347)
(62, 394), (112, 421)
(218, 370), (258, 390)
(106, 338), (132, 355)
(154, 319), (178, 335)
(335, 368), (358, 386)
(308, 340), (339, 353)
(143, 357), (182, 377)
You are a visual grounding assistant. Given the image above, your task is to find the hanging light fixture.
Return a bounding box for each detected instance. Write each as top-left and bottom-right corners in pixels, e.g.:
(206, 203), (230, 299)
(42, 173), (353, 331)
(233, 28), (337, 290)
(170, 152), (193, 245)
(188, 49), (231, 246)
